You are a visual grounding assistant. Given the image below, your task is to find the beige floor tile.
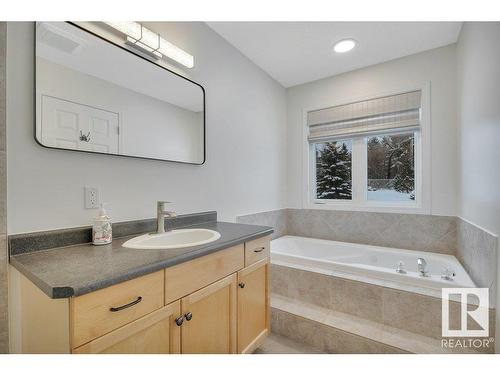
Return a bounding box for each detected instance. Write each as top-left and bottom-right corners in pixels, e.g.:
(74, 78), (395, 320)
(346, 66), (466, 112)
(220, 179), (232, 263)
(254, 333), (324, 354)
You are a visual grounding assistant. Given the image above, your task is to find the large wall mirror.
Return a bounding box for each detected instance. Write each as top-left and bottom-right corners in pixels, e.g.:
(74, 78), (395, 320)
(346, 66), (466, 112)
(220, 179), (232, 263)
(35, 22), (205, 164)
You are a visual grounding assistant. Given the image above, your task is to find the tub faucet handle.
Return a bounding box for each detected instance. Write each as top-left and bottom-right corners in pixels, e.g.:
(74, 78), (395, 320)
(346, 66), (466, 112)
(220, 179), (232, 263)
(396, 261), (407, 274)
(417, 257), (428, 277)
(441, 267), (456, 281)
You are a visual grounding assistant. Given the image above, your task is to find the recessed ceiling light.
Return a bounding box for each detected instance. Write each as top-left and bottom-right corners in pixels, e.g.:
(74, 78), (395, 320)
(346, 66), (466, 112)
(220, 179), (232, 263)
(333, 39), (357, 53)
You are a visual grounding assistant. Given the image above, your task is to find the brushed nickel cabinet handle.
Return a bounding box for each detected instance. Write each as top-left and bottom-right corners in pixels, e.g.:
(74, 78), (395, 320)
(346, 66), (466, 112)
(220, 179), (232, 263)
(175, 316), (184, 326)
(184, 312), (193, 321)
(109, 296), (142, 312)
(253, 247), (265, 253)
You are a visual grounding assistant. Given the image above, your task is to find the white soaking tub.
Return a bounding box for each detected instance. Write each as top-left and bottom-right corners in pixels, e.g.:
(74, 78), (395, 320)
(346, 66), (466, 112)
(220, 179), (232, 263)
(271, 235), (475, 298)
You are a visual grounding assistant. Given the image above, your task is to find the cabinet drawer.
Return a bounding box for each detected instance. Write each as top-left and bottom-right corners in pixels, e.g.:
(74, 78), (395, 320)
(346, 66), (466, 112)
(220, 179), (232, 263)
(72, 301), (180, 354)
(71, 270), (164, 348)
(165, 244), (244, 304)
(244, 236), (270, 266)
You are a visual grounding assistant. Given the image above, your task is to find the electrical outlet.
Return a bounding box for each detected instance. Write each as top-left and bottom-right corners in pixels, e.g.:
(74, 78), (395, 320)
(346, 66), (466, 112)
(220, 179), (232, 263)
(84, 186), (100, 209)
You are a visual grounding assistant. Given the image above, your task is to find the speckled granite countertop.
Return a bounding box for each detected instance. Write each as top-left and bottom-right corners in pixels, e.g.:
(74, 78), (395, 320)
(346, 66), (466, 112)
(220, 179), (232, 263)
(10, 221), (273, 299)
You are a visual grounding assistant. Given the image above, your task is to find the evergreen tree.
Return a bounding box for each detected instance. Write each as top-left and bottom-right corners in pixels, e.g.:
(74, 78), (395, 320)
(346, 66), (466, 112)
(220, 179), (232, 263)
(315, 141), (352, 199)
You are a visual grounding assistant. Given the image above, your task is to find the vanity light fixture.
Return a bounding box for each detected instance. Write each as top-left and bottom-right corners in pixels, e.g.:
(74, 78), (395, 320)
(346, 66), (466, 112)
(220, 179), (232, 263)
(104, 22), (194, 68)
(333, 38), (357, 53)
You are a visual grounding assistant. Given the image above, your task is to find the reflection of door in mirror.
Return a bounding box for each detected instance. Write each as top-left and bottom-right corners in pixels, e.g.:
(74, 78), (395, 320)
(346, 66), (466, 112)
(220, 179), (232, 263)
(41, 95), (119, 154)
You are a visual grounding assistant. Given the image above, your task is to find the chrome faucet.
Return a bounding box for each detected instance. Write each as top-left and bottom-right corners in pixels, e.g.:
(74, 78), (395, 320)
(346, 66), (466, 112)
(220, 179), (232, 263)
(441, 267), (456, 281)
(396, 261), (407, 274)
(157, 201), (177, 234)
(417, 257), (428, 277)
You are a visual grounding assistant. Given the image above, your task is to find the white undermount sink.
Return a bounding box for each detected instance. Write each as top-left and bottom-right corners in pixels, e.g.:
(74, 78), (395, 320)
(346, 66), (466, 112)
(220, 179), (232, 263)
(122, 228), (221, 250)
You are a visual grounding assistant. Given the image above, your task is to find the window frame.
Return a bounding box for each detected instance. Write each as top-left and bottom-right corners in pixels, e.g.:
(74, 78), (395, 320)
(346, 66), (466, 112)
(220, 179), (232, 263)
(302, 84), (431, 214)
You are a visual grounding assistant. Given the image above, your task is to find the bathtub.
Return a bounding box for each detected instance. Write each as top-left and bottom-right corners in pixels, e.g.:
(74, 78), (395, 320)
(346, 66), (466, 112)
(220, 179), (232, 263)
(271, 235), (475, 298)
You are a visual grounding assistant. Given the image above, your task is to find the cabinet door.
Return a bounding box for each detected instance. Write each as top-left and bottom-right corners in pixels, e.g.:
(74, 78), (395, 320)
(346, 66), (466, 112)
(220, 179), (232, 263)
(237, 258), (270, 354)
(72, 301), (181, 354)
(181, 274), (237, 354)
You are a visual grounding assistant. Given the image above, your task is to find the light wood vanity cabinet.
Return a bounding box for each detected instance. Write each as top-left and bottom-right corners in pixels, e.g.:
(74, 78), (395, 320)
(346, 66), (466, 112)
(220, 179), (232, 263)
(180, 274), (237, 353)
(164, 245), (244, 304)
(237, 258), (270, 353)
(73, 301), (181, 354)
(244, 236), (270, 267)
(14, 235), (271, 354)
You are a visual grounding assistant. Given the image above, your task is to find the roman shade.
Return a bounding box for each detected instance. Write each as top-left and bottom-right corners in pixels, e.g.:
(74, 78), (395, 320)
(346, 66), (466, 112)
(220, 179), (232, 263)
(307, 90), (421, 141)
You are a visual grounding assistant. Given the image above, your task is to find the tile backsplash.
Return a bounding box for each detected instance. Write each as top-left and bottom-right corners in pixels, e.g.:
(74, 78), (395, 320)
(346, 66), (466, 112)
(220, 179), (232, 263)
(286, 209), (457, 255)
(236, 209), (288, 240)
(237, 208), (457, 254)
(457, 218), (498, 306)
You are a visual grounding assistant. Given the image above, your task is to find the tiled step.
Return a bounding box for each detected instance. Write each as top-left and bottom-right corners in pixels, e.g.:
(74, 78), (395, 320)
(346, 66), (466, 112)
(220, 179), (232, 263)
(271, 263), (496, 346)
(271, 294), (480, 354)
(254, 333), (325, 354)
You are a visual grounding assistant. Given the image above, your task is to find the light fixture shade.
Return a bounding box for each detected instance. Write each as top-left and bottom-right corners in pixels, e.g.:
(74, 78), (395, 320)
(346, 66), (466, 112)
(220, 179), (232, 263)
(159, 39), (194, 69)
(104, 22), (194, 68)
(333, 39), (357, 53)
(105, 22), (141, 40)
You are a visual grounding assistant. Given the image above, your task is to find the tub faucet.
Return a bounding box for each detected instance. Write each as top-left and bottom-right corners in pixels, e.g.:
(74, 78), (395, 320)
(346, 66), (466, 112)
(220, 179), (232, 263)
(396, 261), (407, 274)
(441, 267), (456, 281)
(157, 201), (177, 234)
(417, 258), (428, 277)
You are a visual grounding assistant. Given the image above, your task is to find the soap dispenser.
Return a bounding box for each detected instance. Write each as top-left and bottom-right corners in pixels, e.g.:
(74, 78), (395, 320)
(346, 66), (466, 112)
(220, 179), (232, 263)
(93, 203), (112, 245)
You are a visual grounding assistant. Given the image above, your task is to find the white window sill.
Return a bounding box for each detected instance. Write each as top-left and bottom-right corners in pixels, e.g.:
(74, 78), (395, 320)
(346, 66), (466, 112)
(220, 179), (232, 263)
(306, 201), (430, 215)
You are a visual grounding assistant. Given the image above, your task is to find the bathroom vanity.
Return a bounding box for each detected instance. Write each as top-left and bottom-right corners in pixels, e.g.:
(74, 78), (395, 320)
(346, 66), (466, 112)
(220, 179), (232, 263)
(9, 213), (272, 354)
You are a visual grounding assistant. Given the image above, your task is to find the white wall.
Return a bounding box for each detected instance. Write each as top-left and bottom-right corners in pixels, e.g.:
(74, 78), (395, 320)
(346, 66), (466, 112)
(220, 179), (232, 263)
(7, 22), (287, 233)
(456, 22), (500, 351)
(457, 23), (500, 239)
(286, 45), (458, 216)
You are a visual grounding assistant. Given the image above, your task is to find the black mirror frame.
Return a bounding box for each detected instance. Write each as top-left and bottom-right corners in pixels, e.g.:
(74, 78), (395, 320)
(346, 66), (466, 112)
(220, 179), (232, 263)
(34, 21), (206, 165)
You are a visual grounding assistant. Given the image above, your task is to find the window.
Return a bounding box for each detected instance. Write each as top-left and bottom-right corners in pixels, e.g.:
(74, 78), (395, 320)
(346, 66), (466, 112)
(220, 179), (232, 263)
(308, 90), (423, 209)
(367, 133), (415, 202)
(315, 140), (352, 200)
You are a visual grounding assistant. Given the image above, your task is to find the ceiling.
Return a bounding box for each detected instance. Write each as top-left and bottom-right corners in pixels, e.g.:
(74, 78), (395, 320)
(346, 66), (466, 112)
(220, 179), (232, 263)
(206, 22), (463, 87)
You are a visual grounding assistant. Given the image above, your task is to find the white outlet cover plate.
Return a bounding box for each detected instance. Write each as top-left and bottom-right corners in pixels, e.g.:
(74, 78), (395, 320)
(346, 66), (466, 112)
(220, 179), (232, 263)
(84, 186), (100, 209)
